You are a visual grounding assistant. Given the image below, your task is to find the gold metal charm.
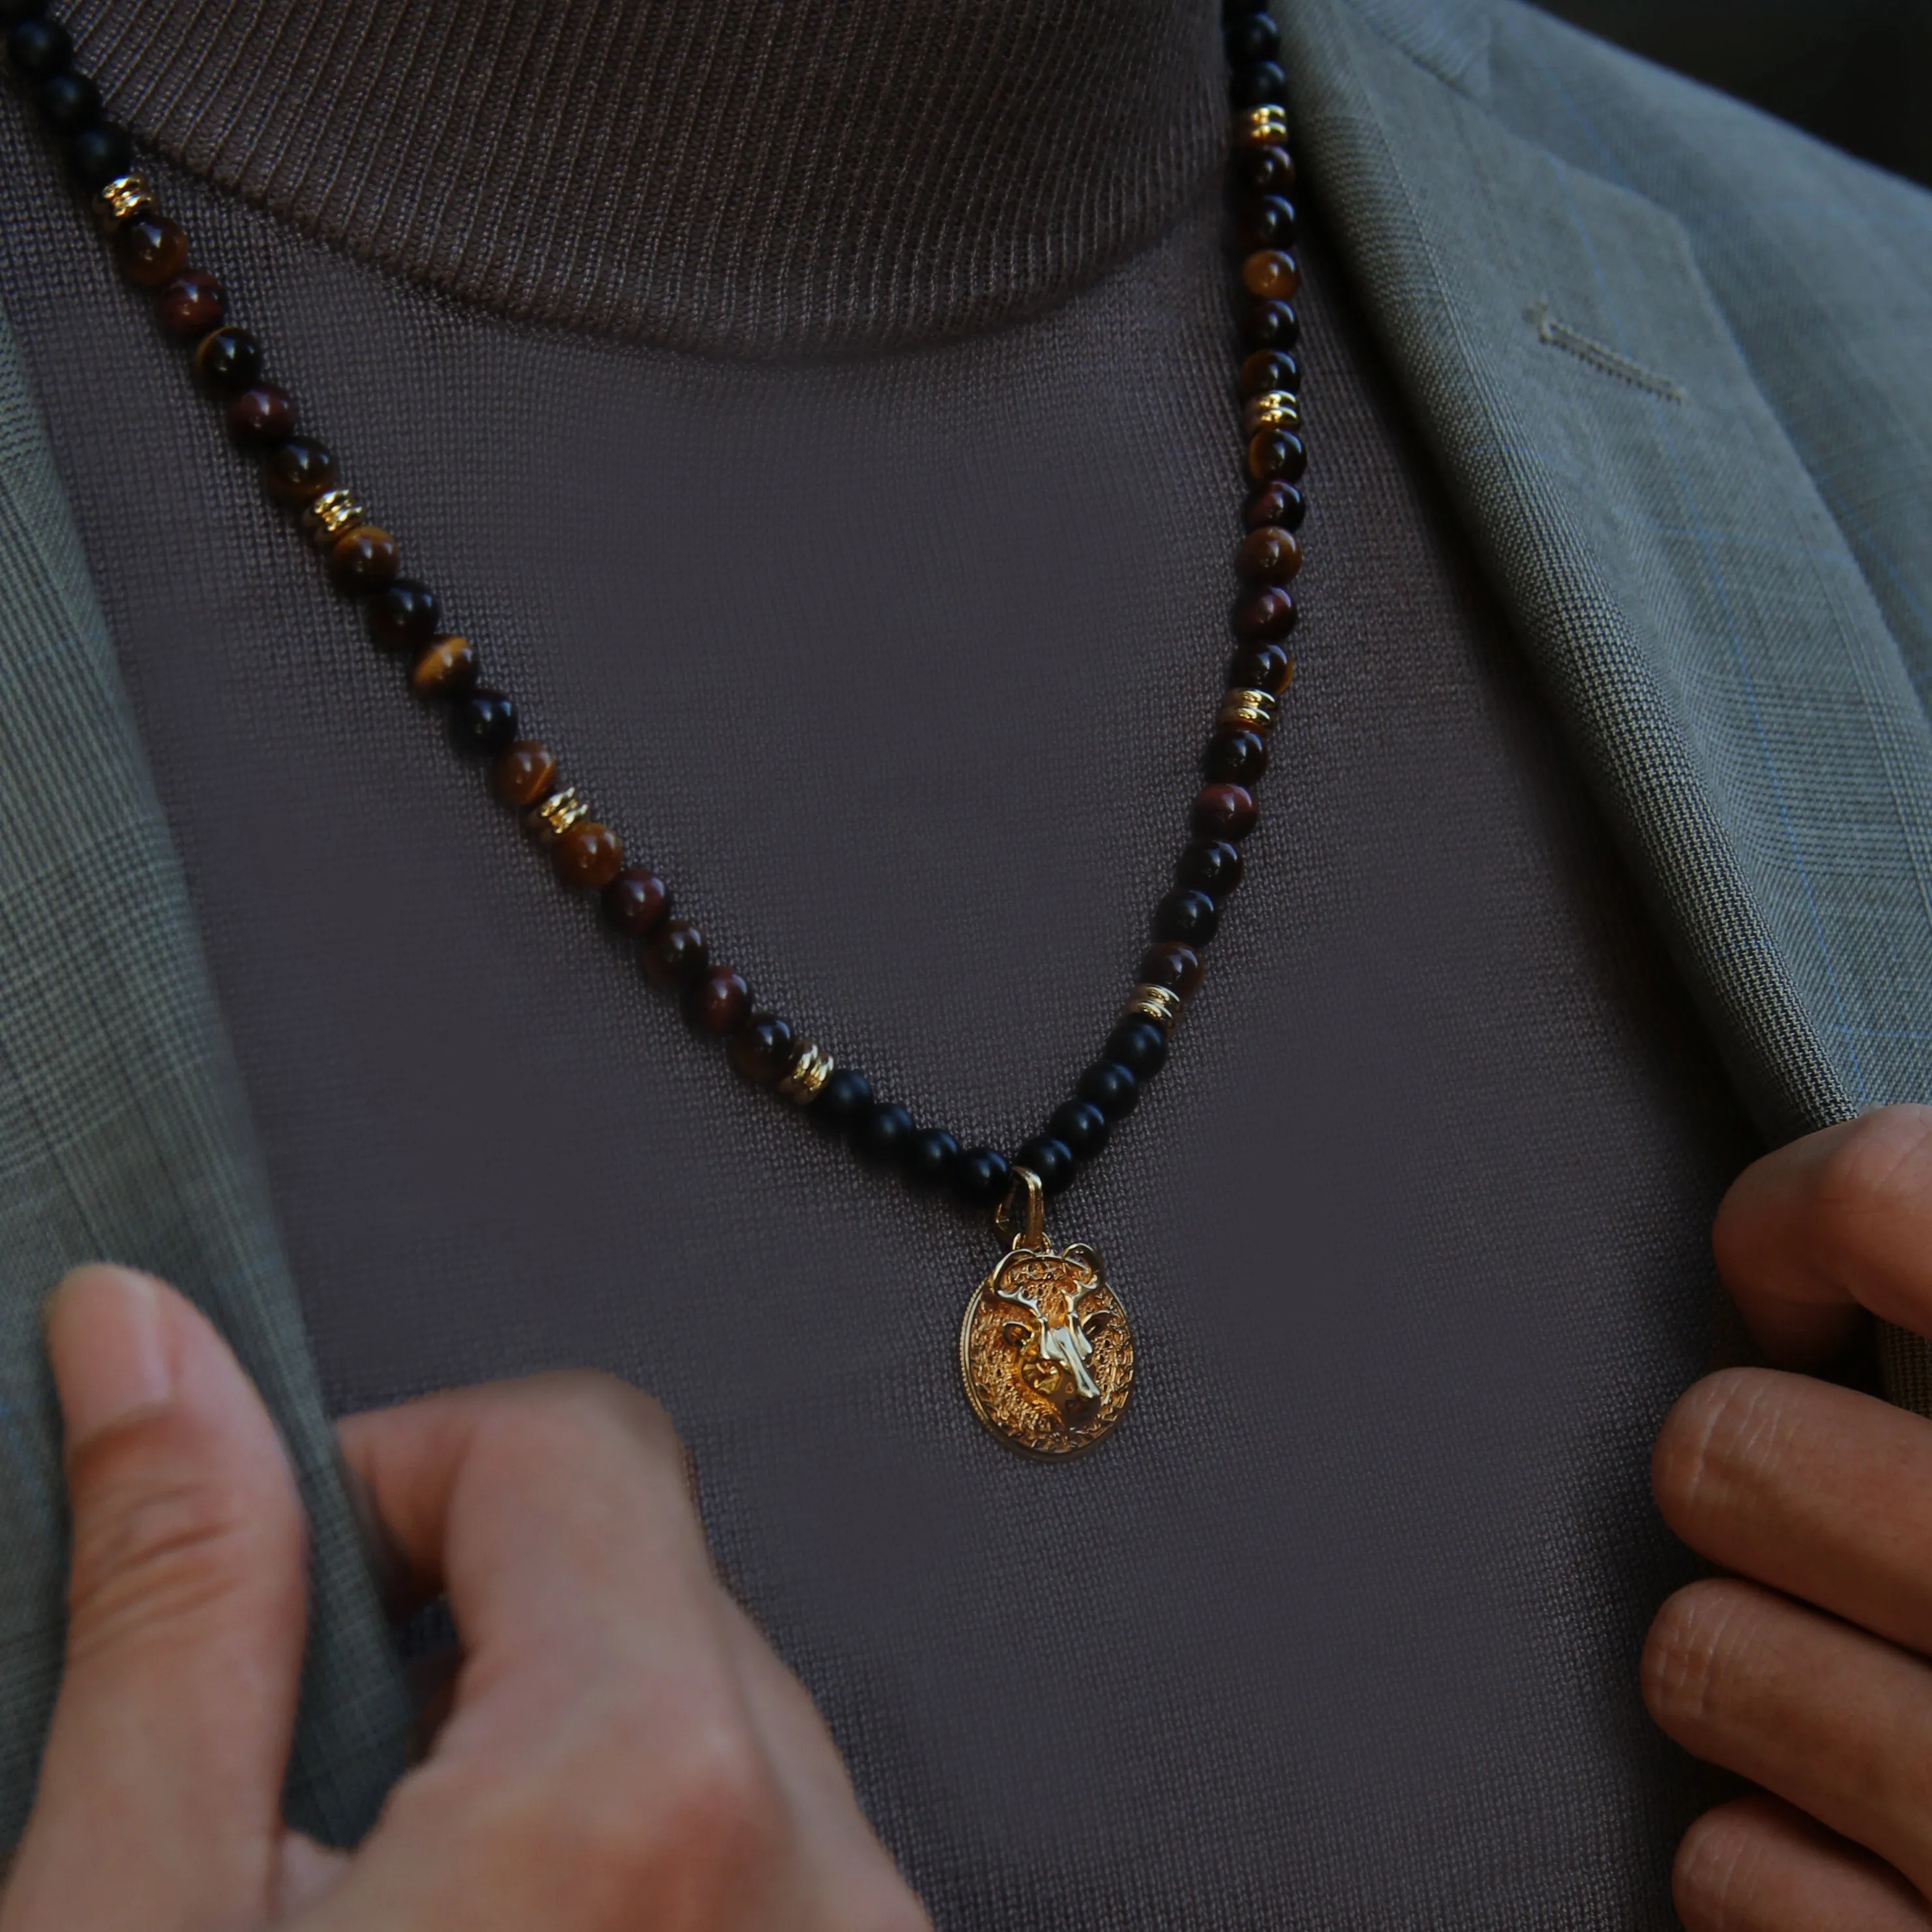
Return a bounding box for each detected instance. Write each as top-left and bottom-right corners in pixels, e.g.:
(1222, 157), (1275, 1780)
(959, 1168), (1134, 1457)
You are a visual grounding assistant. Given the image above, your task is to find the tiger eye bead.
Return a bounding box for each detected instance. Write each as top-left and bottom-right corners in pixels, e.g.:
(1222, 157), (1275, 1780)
(158, 269), (224, 339)
(1243, 480), (1305, 532)
(1192, 782), (1258, 842)
(644, 917), (709, 988)
(329, 526), (399, 594)
(553, 820), (625, 891)
(1139, 941), (1203, 999)
(368, 578), (439, 651)
(195, 325), (262, 393)
(450, 687), (516, 757)
(263, 438), (337, 503)
(1176, 839), (1245, 900)
(1228, 639), (1294, 698)
(492, 739), (557, 806)
(1239, 299), (1298, 351)
(1246, 428), (1307, 484)
(1202, 726), (1268, 785)
(1236, 524), (1301, 584)
(685, 968), (751, 1037)
(1232, 584), (1296, 641)
(225, 383), (295, 447)
(730, 1013), (797, 1084)
(602, 865), (669, 936)
(1153, 888), (1219, 947)
(1241, 250), (1300, 302)
(113, 215), (188, 288)
(1238, 349), (1300, 399)
(1233, 196), (1296, 252)
(409, 634), (476, 699)
(1229, 143), (1295, 199)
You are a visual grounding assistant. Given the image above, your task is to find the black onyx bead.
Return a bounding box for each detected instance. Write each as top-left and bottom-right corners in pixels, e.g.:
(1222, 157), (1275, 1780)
(1176, 839), (1245, 900)
(0, 0), (46, 22)
(450, 687), (516, 756)
(1230, 61), (1288, 108)
(37, 68), (98, 132)
(1230, 143), (1296, 200)
(1234, 195), (1296, 252)
(954, 1145), (1012, 1211)
(855, 1101), (914, 1167)
(1202, 727), (1268, 786)
(65, 120), (130, 192)
(194, 326), (262, 393)
(368, 578), (440, 652)
(1240, 299), (1299, 351)
(904, 1128), (961, 1191)
(8, 14), (70, 77)
(1224, 10), (1280, 62)
(1222, 0), (1268, 19)
(1048, 1099), (1110, 1162)
(815, 1068), (872, 1133)
(1077, 1060), (1140, 1122)
(1015, 1135), (1075, 1196)
(1243, 480), (1306, 533)
(1107, 1018), (1168, 1080)
(1154, 887), (1219, 947)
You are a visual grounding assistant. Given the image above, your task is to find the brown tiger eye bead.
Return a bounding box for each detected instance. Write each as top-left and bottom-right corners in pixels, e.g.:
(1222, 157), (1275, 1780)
(493, 740), (557, 807)
(227, 384), (295, 449)
(602, 866), (669, 937)
(1192, 782), (1258, 842)
(1228, 639), (1294, 697)
(553, 820), (625, 891)
(114, 215), (188, 288)
(1233, 196), (1296, 253)
(158, 269), (224, 339)
(1246, 428), (1306, 484)
(730, 1013), (798, 1083)
(263, 438), (338, 503)
(1243, 479), (1306, 532)
(409, 634), (476, 699)
(1238, 349), (1300, 399)
(1236, 525), (1301, 584)
(644, 917), (709, 988)
(1138, 942), (1202, 1000)
(1241, 249), (1299, 301)
(329, 526), (400, 594)
(1232, 584), (1296, 642)
(1202, 726), (1268, 785)
(685, 968), (751, 1037)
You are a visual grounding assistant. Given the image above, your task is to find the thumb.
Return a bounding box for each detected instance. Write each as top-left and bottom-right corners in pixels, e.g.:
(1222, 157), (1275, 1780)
(1, 1268), (310, 1932)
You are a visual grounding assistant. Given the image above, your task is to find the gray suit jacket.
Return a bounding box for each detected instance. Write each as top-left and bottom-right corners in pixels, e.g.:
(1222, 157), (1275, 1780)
(1, 0), (1927, 1847)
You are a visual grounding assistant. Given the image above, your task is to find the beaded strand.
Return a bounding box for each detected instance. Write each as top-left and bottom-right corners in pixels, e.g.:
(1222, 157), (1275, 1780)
(4, 0), (1306, 1219)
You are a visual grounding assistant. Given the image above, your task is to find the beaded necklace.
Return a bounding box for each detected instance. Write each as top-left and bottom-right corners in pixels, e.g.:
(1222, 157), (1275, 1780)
(7, 0), (1307, 1457)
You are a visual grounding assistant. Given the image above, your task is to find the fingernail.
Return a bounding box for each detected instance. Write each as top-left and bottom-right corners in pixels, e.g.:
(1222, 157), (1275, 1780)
(44, 1267), (173, 1444)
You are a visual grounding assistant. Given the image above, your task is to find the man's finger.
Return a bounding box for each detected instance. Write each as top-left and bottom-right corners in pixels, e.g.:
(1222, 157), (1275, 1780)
(1654, 1368), (1932, 1656)
(0, 1268), (307, 1932)
(1642, 1577), (1932, 1898)
(1713, 1105), (1932, 1363)
(1674, 1795), (1932, 1932)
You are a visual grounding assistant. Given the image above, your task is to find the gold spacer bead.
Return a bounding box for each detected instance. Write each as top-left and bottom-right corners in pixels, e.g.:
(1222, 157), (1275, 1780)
(777, 1041), (834, 1105)
(1219, 688), (1279, 734)
(94, 173), (156, 227)
(1123, 983), (1183, 1030)
(528, 786), (589, 842)
(301, 488), (365, 546)
(1235, 106), (1290, 150)
(1241, 391), (1300, 434)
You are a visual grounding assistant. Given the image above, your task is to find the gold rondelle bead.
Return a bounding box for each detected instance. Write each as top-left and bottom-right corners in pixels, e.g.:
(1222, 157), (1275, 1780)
(1123, 983), (1183, 1030)
(301, 488), (365, 546)
(528, 786), (589, 842)
(1241, 391), (1300, 434)
(1218, 688), (1278, 734)
(94, 173), (156, 227)
(1235, 106), (1290, 149)
(777, 1041), (834, 1105)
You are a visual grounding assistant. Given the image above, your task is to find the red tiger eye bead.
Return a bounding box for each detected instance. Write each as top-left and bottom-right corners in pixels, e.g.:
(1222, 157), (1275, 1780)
(1138, 942), (1202, 999)
(553, 820), (625, 891)
(1192, 783), (1258, 841)
(1228, 640), (1294, 697)
(685, 967), (751, 1036)
(226, 383), (296, 447)
(329, 526), (400, 594)
(602, 867), (670, 937)
(263, 438), (338, 502)
(493, 741), (557, 807)
(1236, 525), (1301, 583)
(1241, 249), (1299, 301)
(730, 1013), (798, 1082)
(1243, 480), (1305, 531)
(644, 917), (709, 988)
(1246, 428), (1306, 484)
(1232, 584), (1296, 641)
(115, 215), (188, 288)
(1202, 726), (1268, 785)
(158, 270), (224, 339)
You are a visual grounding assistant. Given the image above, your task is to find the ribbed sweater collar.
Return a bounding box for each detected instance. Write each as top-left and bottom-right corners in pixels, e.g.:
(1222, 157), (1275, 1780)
(66, 0), (1224, 355)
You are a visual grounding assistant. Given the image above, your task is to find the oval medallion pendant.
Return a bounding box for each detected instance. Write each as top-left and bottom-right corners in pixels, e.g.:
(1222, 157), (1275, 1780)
(959, 1169), (1135, 1457)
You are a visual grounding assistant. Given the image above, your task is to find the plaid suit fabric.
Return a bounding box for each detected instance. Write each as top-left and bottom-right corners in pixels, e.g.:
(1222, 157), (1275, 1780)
(0, 337), (408, 1843)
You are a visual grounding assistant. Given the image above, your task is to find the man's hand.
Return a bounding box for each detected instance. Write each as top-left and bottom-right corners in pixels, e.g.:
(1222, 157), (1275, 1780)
(0, 1266), (930, 1932)
(1645, 1105), (1932, 1930)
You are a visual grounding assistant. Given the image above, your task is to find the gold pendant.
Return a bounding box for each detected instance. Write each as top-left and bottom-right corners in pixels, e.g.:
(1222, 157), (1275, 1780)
(959, 1167), (1135, 1457)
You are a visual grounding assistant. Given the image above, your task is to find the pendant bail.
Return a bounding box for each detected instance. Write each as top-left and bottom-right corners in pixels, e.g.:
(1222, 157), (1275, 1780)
(994, 1165), (1047, 1252)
